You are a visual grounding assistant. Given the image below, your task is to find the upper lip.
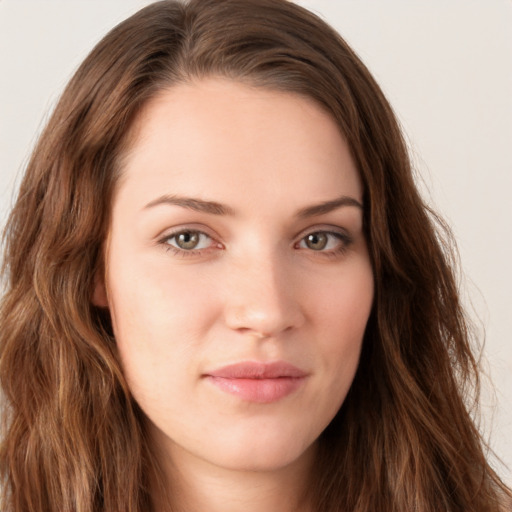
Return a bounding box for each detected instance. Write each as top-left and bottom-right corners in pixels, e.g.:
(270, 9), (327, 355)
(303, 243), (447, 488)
(204, 361), (308, 379)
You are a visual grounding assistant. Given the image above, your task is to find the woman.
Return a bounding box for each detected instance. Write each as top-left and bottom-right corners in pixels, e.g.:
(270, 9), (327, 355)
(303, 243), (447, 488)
(1, 0), (510, 511)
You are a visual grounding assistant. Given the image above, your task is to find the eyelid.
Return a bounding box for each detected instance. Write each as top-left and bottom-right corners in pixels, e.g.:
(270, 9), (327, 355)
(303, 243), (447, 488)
(157, 225), (224, 256)
(157, 224), (354, 258)
(167, 231), (212, 250)
(293, 225), (354, 255)
(294, 224), (351, 242)
(156, 222), (219, 241)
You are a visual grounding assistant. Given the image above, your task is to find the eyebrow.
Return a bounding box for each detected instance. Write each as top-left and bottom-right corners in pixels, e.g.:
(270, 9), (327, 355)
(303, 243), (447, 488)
(296, 195), (363, 218)
(143, 194), (363, 217)
(144, 195), (235, 215)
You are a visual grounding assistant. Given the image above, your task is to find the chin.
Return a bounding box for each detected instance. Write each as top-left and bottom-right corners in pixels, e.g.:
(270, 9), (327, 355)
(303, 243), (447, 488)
(205, 432), (317, 473)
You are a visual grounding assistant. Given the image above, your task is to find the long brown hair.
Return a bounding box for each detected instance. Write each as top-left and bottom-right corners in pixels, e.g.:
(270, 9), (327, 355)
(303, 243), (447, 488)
(1, 1), (510, 511)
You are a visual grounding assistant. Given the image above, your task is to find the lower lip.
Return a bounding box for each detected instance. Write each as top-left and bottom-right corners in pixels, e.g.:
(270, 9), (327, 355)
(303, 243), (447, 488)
(205, 376), (305, 403)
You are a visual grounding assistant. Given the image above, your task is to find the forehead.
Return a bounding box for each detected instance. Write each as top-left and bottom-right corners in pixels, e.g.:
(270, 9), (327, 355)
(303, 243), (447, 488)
(116, 78), (362, 215)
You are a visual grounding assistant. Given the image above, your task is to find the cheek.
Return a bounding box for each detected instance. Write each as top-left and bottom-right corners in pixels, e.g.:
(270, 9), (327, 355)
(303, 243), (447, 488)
(108, 253), (219, 342)
(309, 261), (373, 387)
(105, 255), (221, 402)
(313, 259), (373, 338)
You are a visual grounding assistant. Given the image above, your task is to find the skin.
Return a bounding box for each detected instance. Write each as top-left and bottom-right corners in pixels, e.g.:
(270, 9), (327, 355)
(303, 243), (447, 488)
(94, 78), (374, 512)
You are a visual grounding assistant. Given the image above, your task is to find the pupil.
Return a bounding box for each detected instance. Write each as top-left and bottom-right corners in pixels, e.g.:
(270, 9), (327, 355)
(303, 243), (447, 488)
(307, 233), (327, 250)
(177, 232), (199, 249)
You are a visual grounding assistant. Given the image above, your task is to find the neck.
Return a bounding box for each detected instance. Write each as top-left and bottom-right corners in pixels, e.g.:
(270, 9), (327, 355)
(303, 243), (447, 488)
(151, 437), (316, 512)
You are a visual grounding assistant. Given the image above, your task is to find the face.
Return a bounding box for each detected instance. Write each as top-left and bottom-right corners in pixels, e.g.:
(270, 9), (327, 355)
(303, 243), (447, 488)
(95, 79), (374, 474)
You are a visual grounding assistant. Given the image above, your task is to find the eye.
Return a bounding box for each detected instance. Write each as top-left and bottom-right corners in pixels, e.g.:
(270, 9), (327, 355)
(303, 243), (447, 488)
(297, 231), (351, 253)
(163, 230), (214, 251)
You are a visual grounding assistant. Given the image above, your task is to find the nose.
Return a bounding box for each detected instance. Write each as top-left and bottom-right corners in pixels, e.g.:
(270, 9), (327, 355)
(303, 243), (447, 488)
(222, 251), (305, 338)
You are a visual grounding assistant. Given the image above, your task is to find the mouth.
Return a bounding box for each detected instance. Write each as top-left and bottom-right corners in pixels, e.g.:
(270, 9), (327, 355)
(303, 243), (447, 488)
(202, 361), (308, 403)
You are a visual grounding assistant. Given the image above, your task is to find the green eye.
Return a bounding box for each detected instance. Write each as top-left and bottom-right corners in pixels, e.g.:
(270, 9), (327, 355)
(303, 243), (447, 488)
(298, 231), (350, 254)
(175, 231), (200, 250)
(165, 230), (213, 251)
(304, 233), (328, 251)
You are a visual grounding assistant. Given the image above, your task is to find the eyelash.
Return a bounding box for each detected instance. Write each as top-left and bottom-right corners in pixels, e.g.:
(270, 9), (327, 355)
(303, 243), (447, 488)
(160, 230), (220, 258)
(295, 231), (353, 259)
(159, 228), (353, 259)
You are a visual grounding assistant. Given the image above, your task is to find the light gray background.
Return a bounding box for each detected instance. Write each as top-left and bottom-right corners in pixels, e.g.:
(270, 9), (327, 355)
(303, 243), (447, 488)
(1, 0), (511, 485)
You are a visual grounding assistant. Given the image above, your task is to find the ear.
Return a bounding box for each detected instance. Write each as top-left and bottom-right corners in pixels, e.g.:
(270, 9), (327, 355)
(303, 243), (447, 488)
(92, 271), (109, 308)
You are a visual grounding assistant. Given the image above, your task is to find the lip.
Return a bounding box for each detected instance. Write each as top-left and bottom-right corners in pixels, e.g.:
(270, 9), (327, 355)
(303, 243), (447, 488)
(203, 361), (308, 403)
